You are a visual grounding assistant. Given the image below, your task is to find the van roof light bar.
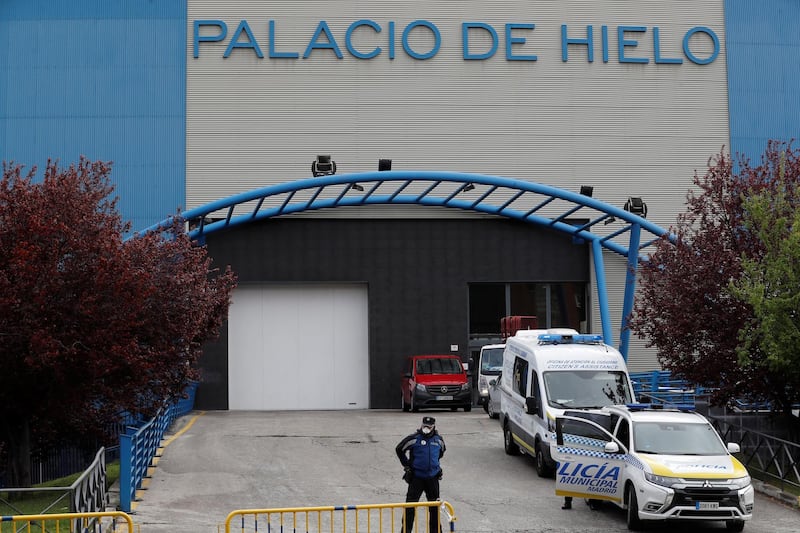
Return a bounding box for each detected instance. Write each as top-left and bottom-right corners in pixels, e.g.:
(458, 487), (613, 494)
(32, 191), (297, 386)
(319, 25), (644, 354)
(537, 333), (604, 345)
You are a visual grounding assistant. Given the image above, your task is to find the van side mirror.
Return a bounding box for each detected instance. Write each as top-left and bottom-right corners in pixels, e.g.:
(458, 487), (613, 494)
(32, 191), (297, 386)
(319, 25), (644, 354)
(525, 396), (538, 415)
(727, 442), (741, 454)
(604, 441), (620, 454)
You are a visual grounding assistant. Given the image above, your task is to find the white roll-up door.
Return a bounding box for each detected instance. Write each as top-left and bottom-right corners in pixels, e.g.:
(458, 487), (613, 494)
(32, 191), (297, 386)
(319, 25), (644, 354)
(228, 284), (369, 410)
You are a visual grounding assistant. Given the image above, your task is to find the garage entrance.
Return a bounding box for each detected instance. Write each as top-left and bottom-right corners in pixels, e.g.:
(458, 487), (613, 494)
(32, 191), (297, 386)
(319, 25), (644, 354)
(227, 284), (369, 410)
(143, 171), (673, 410)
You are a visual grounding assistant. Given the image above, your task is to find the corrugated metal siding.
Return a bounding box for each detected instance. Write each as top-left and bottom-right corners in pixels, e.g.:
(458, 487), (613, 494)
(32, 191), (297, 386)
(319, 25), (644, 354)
(0, 1), (186, 232)
(589, 250), (659, 372)
(187, 0), (729, 226)
(725, 0), (800, 162)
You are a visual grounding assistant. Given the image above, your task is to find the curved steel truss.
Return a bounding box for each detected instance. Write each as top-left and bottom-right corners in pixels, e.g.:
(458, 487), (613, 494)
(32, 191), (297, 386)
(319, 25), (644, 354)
(141, 171), (675, 360)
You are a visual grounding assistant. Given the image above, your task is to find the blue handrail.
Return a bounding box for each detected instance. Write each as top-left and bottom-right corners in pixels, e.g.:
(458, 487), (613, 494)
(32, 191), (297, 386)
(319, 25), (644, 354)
(118, 382), (198, 512)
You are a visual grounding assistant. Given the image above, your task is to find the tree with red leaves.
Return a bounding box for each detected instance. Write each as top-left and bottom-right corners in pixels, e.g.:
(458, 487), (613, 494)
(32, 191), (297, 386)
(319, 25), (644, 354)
(629, 140), (800, 415)
(0, 158), (237, 487)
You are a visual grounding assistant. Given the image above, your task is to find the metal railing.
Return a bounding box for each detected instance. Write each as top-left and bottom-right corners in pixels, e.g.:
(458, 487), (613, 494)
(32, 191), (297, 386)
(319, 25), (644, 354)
(118, 381), (198, 512)
(712, 417), (800, 493)
(629, 370), (701, 406)
(1, 448), (107, 529)
(225, 500), (457, 533)
(0, 510), (134, 533)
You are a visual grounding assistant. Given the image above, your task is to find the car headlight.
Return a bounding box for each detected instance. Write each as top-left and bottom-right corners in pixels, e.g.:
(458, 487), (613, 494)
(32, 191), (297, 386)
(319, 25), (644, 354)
(461, 382), (470, 391)
(415, 383), (426, 392)
(645, 473), (681, 487)
(729, 475), (751, 490)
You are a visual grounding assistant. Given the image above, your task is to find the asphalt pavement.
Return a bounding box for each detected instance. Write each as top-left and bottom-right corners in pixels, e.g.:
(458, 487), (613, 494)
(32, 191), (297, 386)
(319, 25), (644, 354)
(123, 409), (800, 533)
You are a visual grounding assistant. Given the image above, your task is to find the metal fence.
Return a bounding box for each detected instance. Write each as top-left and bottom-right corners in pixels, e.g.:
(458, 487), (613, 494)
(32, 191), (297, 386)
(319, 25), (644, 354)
(712, 416), (800, 493)
(629, 370), (703, 406)
(0, 448), (108, 530)
(0, 510), (134, 533)
(118, 381), (198, 513)
(225, 500), (457, 533)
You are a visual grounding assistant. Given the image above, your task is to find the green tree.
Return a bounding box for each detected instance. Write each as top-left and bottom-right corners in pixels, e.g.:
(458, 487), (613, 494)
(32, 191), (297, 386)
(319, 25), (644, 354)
(0, 158), (237, 487)
(629, 140), (800, 410)
(729, 161), (800, 415)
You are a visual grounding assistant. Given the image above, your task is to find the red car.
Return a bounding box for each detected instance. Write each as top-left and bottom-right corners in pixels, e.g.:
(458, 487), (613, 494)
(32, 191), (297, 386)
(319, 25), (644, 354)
(401, 354), (472, 412)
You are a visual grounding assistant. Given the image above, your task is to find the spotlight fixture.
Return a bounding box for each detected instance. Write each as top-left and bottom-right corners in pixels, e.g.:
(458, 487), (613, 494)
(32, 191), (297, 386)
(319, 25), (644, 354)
(378, 158), (392, 171)
(623, 197), (648, 218)
(311, 155), (336, 177)
(604, 216), (617, 225)
(580, 185), (594, 197)
(463, 183), (475, 192)
(349, 183), (364, 192)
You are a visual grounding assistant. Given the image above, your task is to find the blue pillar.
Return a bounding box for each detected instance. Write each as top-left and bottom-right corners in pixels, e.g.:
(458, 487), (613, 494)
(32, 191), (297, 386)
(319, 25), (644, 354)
(619, 223), (641, 361)
(592, 238), (613, 344)
(119, 433), (133, 512)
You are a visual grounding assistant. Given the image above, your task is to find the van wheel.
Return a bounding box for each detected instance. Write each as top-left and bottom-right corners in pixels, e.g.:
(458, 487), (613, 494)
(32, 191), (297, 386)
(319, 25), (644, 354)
(535, 444), (553, 478)
(411, 394), (419, 412)
(482, 401), (489, 413)
(626, 484), (643, 531)
(464, 404), (472, 412)
(725, 520), (745, 532)
(402, 392), (410, 412)
(503, 422), (520, 455)
(487, 399), (498, 419)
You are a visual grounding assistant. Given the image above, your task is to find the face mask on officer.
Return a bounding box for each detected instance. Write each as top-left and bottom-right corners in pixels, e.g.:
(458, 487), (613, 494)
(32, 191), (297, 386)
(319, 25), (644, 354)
(420, 416), (436, 435)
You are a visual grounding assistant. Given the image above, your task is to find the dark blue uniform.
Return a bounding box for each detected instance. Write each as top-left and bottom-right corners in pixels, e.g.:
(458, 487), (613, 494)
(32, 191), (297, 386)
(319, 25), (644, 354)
(396, 425), (445, 533)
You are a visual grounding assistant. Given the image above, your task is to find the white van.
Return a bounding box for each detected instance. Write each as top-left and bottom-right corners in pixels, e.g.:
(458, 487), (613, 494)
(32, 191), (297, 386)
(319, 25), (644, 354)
(477, 343), (505, 412)
(498, 328), (636, 477)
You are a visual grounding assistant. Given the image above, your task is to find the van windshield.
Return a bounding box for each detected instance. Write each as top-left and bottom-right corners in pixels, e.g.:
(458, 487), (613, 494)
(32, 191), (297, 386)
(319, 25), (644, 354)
(543, 371), (632, 408)
(416, 358), (464, 375)
(480, 348), (504, 375)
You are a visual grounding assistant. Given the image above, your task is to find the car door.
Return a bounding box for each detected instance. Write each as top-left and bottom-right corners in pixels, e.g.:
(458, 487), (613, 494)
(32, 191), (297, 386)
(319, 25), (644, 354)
(551, 414), (627, 504)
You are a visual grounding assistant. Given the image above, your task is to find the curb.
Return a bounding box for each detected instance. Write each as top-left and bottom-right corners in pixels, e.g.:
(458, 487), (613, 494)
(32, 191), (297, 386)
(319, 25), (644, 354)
(752, 479), (800, 509)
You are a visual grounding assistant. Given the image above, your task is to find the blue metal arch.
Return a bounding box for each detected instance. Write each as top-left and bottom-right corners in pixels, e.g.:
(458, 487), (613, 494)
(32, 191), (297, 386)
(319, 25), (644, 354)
(141, 171), (675, 361)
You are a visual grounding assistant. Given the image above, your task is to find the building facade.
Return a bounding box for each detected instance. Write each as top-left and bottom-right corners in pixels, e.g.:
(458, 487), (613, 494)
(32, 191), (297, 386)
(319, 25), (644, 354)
(1, 1), (798, 410)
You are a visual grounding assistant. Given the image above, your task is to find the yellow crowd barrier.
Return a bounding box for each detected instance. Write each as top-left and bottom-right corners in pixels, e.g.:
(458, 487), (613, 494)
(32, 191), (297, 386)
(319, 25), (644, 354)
(0, 510), (135, 532)
(224, 500), (456, 533)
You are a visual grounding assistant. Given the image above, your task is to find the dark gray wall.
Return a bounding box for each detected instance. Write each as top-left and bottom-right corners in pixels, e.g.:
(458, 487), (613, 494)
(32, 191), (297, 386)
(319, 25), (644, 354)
(196, 217), (589, 410)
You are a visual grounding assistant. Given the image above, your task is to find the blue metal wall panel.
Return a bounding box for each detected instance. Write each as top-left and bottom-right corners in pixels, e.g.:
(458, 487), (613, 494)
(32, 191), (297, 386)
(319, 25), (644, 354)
(0, 1), (185, 232)
(725, 0), (800, 162)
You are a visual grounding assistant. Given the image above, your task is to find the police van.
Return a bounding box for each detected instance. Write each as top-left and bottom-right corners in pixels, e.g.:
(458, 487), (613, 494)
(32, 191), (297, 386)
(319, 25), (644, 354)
(498, 328), (635, 477)
(551, 404), (754, 531)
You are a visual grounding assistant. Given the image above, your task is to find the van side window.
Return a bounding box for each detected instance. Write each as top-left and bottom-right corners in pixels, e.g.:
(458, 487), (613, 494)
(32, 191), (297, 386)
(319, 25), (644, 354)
(513, 357), (528, 396)
(531, 370), (542, 416)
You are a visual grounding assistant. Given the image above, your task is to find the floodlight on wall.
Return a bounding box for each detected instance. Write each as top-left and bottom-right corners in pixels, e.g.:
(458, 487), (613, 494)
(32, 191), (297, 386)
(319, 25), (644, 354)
(604, 216), (617, 225)
(311, 155), (336, 177)
(462, 183), (475, 192)
(348, 183), (364, 192)
(580, 185), (594, 197)
(378, 158), (392, 171)
(624, 197), (648, 218)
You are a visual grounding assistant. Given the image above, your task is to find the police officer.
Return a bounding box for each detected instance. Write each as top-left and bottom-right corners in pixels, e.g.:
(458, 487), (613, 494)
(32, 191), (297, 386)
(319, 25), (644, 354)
(396, 416), (445, 533)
